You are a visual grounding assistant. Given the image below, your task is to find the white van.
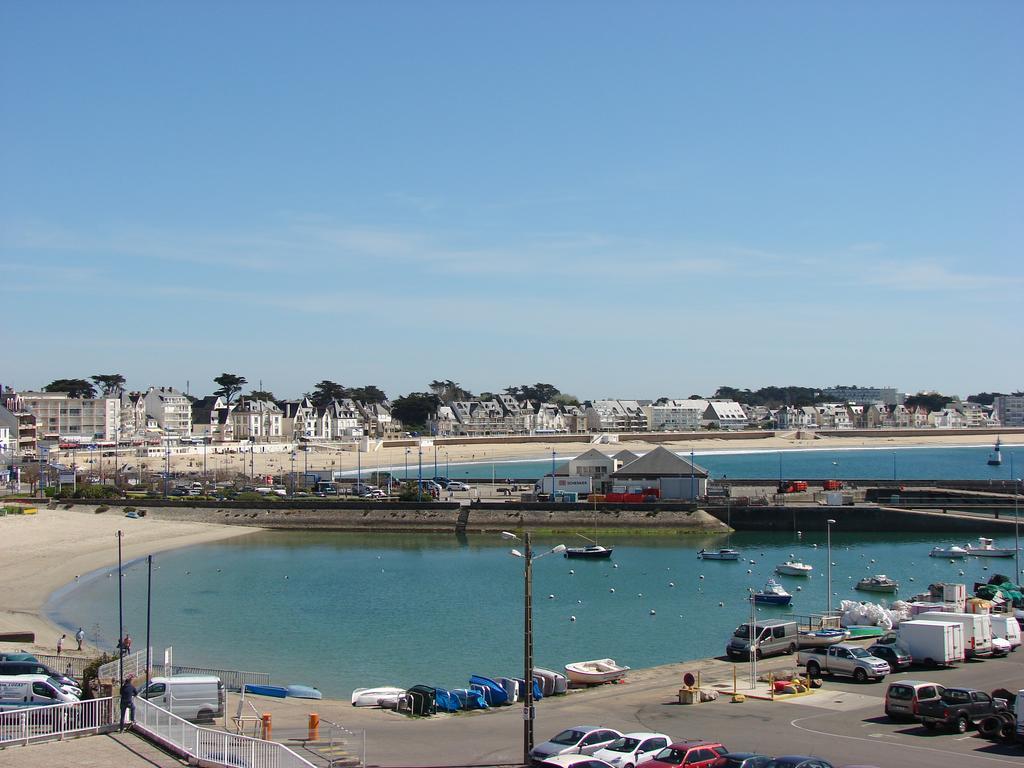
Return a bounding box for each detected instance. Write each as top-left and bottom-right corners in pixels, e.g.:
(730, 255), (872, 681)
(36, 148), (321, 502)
(917, 611), (993, 657)
(139, 675), (224, 722)
(0, 674), (80, 711)
(990, 615), (1022, 651)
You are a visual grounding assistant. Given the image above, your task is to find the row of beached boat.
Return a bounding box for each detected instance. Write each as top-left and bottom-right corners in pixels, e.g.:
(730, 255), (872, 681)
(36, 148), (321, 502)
(351, 659), (630, 712)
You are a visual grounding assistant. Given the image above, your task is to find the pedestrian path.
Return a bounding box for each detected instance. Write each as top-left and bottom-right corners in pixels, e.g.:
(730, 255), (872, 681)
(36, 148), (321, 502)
(0, 732), (188, 768)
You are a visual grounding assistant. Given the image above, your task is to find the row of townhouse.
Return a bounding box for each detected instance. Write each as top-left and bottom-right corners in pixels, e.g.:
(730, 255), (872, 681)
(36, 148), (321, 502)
(192, 396), (403, 444)
(430, 398), (588, 437)
(776, 400), (1002, 430)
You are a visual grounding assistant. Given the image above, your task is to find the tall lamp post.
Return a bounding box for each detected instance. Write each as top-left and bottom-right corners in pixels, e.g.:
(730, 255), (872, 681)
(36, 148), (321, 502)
(826, 518), (837, 614)
(551, 449), (556, 499)
(405, 448), (410, 481)
(1012, 451), (1019, 579)
(290, 451), (297, 495)
(501, 531), (566, 765)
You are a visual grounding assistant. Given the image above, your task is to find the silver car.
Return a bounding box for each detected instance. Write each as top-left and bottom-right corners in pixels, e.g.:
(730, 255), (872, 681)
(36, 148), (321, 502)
(530, 727), (623, 763)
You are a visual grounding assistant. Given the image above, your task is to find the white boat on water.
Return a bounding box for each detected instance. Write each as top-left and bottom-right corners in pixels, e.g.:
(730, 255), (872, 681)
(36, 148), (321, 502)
(776, 561), (814, 576)
(351, 686), (406, 708)
(698, 548), (741, 561)
(929, 545), (968, 558)
(564, 658), (630, 685)
(964, 537), (1017, 558)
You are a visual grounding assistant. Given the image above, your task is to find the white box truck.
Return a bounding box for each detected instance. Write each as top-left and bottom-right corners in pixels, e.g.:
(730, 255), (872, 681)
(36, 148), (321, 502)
(990, 615), (1022, 651)
(917, 611), (993, 658)
(895, 620), (965, 667)
(535, 476), (593, 496)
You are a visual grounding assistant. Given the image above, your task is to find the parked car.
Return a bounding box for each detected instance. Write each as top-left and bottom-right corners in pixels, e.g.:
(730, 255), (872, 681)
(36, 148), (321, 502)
(446, 481), (471, 492)
(362, 489), (387, 499)
(917, 687), (1007, 733)
(641, 740), (729, 768)
(884, 680), (944, 721)
(711, 754), (772, 768)
(763, 759), (833, 768)
(867, 643), (912, 671)
(531, 727), (623, 763)
(797, 644), (889, 682)
(537, 756), (614, 768)
(0, 662), (80, 695)
(593, 732), (672, 768)
(990, 636), (1012, 657)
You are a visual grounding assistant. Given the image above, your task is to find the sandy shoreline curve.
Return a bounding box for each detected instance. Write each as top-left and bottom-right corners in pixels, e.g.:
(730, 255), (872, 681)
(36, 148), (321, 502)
(0, 507), (257, 658)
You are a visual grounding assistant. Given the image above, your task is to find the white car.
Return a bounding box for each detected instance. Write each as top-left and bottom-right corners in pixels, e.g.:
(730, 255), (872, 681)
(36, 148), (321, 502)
(990, 636), (1012, 657)
(593, 733), (673, 768)
(446, 481), (471, 491)
(537, 756), (615, 768)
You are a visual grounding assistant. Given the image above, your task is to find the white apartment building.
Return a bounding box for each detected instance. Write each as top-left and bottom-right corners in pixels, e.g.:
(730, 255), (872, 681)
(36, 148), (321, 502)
(702, 400), (748, 430)
(822, 386), (902, 406)
(18, 392), (120, 442)
(230, 399), (283, 442)
(144, 387), (193, 437)
(647, 399), (708, 431)
(585, 399), (648, 432)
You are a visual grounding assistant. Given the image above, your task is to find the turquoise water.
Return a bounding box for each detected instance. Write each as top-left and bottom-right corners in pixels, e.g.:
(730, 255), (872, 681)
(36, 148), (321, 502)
(48, 529), (1019, 698)
(378, 444), (1021, 482)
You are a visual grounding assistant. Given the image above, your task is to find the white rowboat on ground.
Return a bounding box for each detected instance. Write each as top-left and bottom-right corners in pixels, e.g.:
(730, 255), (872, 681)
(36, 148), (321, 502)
(564, 658), (630, 685)
(351, 686), (406, 708)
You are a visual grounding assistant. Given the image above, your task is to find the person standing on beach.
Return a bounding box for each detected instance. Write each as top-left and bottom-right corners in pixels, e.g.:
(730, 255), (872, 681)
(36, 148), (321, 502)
(75, 627), (85, 651)
(119, 674), (137, 731)
(56, 633), (65, 656)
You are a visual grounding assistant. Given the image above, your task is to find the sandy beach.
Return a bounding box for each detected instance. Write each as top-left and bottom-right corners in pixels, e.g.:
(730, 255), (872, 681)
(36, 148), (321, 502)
(115, 430), (1021, 482)
(0, 508), (256, 658)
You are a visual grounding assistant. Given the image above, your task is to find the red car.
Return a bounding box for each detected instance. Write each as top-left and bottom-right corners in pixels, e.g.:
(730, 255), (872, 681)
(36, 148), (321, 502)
(639, 741), (728, 768)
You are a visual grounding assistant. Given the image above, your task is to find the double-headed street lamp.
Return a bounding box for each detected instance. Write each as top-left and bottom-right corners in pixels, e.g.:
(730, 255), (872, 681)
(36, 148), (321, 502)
(501, 531), (566, 765)
(826, 518), (837, 614)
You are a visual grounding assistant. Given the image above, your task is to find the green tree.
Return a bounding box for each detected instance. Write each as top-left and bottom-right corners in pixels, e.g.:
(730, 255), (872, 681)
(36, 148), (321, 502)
(904, 392), (951, 413)
(551, 393), (581, 407)
(428, 380), (473, 403)
(505, 383), (562, 402)
(310, 380), (348, 409)
(967, 392), (1003, 406)
(391, 392), (441, 430)
(213, 373), (247, 405)
(43, 378), (96, 398)
(248, 390), (276, 401)
(348, 385), (388, 404)
(91, 374), (126, 397)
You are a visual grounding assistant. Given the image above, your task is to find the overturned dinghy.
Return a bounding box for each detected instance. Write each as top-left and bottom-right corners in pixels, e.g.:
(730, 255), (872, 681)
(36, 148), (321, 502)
(533, 667), (568, 695)
(351, 686), (406, 708)
(497, 677), (520, 703)
(469, 675), (509, 706)
(433, 687), (462, 713)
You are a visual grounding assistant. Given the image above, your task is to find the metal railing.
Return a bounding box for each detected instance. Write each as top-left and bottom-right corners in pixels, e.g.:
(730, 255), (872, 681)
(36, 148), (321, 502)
(29, 653), (93, 681)
(134, 698), (315, 768)
(97, 651), (269, 691)
(0, 697), (115, 747)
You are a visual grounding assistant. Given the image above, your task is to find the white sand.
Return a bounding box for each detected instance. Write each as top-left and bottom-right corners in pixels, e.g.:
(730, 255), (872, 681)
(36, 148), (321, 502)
(0, 506), (255, 658)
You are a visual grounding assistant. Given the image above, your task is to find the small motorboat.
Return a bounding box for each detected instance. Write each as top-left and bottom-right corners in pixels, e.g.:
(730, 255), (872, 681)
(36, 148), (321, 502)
(988, 437), (1003, 466)
(797, 628), (850, 648)
(752, 579), (793, 605)
(564, 658), (630, 685)
(351, 686), (407, 708)
(929, 545), (968, 558)
(855, 575), (900, 593)
(775, 561), (813, 576)
(964, 537), (1016, 557)
(565, 544), (613, 559)
(286, 685), (322, 700)
(845, 625), (886, 639)
(698, 548), (742, 561)
(243, 684), (287, 698)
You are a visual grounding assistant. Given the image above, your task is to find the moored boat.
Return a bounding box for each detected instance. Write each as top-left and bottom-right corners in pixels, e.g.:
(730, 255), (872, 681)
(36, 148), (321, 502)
(775, 561), (813, 576)
(752, 578), (792, 605)
(351, 686), (406, 708)
(565, 544), (613, 559)
(698, 548), (742, 561)
(929, 545), (968, 558)
(564, 658), (630, 685)
(964, 537), (1016, 558)
(797, 628), (850, 648)
(855, 574), (900, 593)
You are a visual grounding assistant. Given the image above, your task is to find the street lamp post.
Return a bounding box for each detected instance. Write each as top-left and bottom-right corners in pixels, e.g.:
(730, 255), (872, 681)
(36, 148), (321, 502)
(405, 448), (410, 481)
(691, 448), (696, 500)
(551, 450), (556, 499)
(290, 451), (297, 495)
(501, 531), (566, 765)
(445, 450), (449, 479)
(417, 444), (423, 496)
(826, 518), (837, 614)
(434, 445), (438, 480)
(1011, 452), (1019, 579)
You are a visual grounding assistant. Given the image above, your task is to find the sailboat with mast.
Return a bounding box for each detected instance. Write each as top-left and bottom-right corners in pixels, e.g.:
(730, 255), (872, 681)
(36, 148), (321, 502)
(564, 532), (613, 559)
(988, 436), (1003, 466)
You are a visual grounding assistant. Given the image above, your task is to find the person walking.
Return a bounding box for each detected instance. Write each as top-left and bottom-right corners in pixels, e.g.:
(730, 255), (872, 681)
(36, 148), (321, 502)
(75, 627), (85, 651)
(123, 634), (132, 655)
(56, 633), (65, 656)
(119, 674), (137, 732)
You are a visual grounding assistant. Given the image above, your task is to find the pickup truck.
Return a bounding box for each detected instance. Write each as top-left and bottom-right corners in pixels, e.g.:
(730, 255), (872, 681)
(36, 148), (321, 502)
(797, 643), (890, 682)
(918, 687), (1008, 733)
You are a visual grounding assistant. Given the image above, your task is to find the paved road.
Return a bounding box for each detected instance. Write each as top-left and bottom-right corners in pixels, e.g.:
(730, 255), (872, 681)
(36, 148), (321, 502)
(3, 648), (1022, 767)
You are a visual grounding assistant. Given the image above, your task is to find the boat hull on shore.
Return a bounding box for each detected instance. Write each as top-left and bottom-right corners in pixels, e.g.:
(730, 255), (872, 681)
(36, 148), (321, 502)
(564, 658), (629, 685)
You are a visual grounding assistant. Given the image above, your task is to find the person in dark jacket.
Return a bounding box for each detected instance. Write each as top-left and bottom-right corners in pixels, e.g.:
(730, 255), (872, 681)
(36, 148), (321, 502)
(119, 674), (137, 731)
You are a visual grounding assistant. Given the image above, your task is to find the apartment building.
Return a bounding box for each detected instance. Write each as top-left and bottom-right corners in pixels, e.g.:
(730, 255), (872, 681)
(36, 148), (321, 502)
(17, 392), (120, 442)
(144, 387), (193, 437)
(647, 399), (707, 431)
(995, 395), (1024, 427)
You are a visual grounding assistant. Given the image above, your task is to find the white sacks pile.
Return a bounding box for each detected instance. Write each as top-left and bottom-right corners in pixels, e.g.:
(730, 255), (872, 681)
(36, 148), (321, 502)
(839, 599), (912, 629)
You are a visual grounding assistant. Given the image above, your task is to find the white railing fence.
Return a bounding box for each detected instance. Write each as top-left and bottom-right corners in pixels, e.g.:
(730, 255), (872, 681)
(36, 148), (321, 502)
(0, 697), (115, 747)
(134, 698), (315, 768)
(97, 651), (270, 691)
(98, 648), (151, 682)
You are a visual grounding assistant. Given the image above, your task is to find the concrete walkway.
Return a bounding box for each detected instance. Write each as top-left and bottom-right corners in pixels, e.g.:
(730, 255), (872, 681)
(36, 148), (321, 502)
(0, 731), (187, 768)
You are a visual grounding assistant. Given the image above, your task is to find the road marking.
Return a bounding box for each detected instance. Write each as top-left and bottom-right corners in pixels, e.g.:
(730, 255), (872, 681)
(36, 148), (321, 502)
(790, 711), (1022, 765)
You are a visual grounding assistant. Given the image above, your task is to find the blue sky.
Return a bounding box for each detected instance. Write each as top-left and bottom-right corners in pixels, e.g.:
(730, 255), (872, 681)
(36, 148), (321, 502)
(2, 2), (1021, 401)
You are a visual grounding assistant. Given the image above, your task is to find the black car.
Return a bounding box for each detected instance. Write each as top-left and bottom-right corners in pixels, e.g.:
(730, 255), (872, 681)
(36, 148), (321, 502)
(713, 754), (772, 768)
(868, 643), (912, 670)
(764, 758), (834, 768)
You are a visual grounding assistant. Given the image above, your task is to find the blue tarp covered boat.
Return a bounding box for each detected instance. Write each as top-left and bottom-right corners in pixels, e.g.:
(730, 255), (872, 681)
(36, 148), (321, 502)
(451, 688), (488, 709)
(244, 684), (287, 698)
(434, 688), (461, 712)
(469, 675), (509, 706)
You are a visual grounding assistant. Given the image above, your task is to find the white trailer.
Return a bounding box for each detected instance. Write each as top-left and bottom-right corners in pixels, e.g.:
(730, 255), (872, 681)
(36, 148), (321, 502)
(895, 620), (965, 666)
(916, 611), (993, 658)
(535, 476), (593, 496)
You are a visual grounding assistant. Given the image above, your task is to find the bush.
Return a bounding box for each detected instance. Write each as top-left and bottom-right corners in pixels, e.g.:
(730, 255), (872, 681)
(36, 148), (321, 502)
(95, 505), (109, 514)
(81, 652), (116, 699)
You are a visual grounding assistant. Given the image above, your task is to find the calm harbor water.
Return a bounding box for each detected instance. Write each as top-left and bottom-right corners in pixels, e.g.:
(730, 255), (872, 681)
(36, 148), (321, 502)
(49, 529), (1018, 698)
(378, 444), (1020, 483)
